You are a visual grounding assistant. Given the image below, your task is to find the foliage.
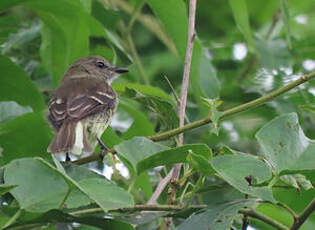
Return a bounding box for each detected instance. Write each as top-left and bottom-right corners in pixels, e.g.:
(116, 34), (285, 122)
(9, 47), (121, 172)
(0, 0), (315, 229)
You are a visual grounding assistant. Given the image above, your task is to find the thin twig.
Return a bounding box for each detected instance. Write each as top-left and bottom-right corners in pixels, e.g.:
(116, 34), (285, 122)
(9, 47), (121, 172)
(72, 71), (315, 165)
(178, 0), (197, 148)
(164, 75), (180, 106)
(171, 0), (197, 183)
(164, 75), (190, 124)
(147, 169), (174, 204)
(290, 197), (315, 230)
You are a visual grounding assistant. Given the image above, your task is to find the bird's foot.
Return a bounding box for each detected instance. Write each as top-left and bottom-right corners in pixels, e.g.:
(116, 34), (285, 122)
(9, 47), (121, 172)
(65, 152), (71, 162)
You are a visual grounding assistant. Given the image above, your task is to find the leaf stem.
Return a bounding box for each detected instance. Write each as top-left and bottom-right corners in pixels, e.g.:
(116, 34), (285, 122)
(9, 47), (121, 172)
(59, 187), (72, 209)
(290, 197), (315, 230)
(239, 208), (289, 230)
(268, 175), (279, 189)
(2, 208), (23, 229)
(277, 202), (298, 220)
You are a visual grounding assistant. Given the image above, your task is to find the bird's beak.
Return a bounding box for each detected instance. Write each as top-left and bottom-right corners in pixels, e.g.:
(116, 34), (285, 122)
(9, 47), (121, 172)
(112, 67), (129, 74)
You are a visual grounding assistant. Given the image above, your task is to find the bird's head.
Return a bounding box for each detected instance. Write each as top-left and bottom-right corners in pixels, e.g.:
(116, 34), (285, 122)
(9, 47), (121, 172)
(65, 56), (128, 84)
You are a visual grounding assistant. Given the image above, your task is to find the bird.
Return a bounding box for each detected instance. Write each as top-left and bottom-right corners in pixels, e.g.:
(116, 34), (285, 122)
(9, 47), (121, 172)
(47, 56), (128, 160)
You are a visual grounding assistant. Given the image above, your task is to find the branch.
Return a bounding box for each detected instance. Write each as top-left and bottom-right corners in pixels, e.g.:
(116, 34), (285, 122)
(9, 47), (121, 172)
(169, 0), (197, 197)
(68, 205), (289, 230)
(147, 169), (173, 204)
(69, 204), (207, 215)
(290, 197), (315, 230)
(240, 209), (289, 230)
(150, 71), (315, 141)
(178, 0), (197, 147)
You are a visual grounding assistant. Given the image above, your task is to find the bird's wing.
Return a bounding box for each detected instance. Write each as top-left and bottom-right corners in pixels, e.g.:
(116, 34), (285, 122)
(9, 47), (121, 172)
(48, 80), (116, 131)
(67, 89), (117, 120)
(48, 96), (67, 131)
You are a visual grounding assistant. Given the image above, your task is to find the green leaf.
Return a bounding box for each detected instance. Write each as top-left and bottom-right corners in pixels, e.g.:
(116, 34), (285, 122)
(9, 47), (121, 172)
(190, 42), (221, 114)
(24, 0), (90, 86)
(4, 158), (134, 213)
(63, 163), (134, 210)
(78, 178), (134, 212)
(127, 89), (178, 130)
(147, 0), (188, 58)
(120, 100), (154, 139)
(0, 101), (32, 125)
(280, 0), (292, 49)
(137, 144), (212, 174)
(0, 14), (21, 44)
(63, 163), (104, 209)
(101, 126), (122, 149)
(211, 154), (275, 202)
(114, 137), (169, 175)
(42, 159), (134, 212)
(229, 0), (255, 50)
(256, 38), (291, 70)
(114, 84), (178, 130)
(4, 158), (69, 212)
(9, 0), (126, 86)
(0, 0), (26, 12)
(186, 151), (214, 176)
(1, 21), (40, 54)
(0, 184), (18, 196)
(4, 209), (135, 230)
(280, 174), (313, 191)
(0, 55), (45, 111)
(91, 0), (121, 31)
(0, 113), (52, 166)
(256, 113), (315, 174)
(202, 98), (223, 135)
(134, 172), (153, 200)
(176, 199), (256, 230)
(198, 51), (221, 99)
(113, 83), (174, 102)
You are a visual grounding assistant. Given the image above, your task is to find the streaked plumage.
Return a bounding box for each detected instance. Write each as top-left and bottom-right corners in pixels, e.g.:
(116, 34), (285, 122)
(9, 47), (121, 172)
(47, 56), (128, 156)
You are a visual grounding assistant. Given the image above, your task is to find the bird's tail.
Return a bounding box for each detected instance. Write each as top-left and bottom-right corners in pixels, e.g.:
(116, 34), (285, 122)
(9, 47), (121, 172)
(47, 121), (92, 155)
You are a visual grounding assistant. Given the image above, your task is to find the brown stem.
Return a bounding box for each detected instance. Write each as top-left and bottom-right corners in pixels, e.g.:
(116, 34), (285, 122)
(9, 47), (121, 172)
(171, 0), (197, 182)
(290, 197), (315, 230)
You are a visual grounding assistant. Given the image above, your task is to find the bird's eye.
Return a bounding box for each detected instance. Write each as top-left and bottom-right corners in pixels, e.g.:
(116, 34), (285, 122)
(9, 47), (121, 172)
(96, 62), (107, 68)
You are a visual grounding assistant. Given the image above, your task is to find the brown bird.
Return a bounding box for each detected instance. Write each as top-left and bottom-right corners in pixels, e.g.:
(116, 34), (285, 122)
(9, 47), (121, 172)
(47, 56), (128, 160)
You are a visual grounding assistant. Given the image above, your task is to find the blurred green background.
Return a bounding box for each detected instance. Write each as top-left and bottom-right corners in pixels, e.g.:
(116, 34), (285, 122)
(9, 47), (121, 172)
(1, 0), (315, 229)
